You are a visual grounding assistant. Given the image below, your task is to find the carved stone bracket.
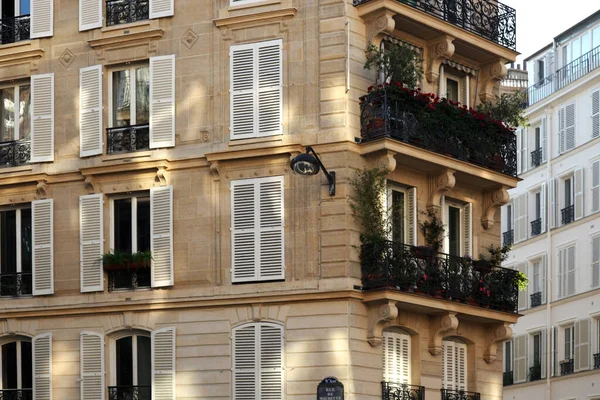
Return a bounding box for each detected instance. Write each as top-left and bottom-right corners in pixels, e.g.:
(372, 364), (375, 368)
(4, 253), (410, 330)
(36, 180), (49, 199)
(426, 169), (455, 213)
(84, 176), (100, 194)
(364, 10), (396, 44)
(478, 60), (508, 103)
(375, 150), (397, 173)
(367, 301), (399, 346)
(481, 186), (509, 229)
(429, 312), (459, 355)
(155, 166), (168, 186)
(426, 35), (455, 83)
(484, 323), (513, 363)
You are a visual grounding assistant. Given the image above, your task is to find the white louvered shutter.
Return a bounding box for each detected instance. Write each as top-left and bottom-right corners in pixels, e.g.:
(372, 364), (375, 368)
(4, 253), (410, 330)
(566, 103), (576, 151)
(33, 199), (53, 296)
(149, 0), (173, 18)
(382, 331), (411, 384)
(514, 335), (527, 383)
(80, 66), (103, 157)
(231, 180), (257, 282)
(258, 177), (284, 280)
(541, 254), (547, 304)
(549, 179), (557, 229)
(575, 319), (591, 371)
(259, 323), (283, 398)
(592, 161), (600, 213)
(31, 0), (53, 38)
(233, 324), (258, 399)
(80, 332), (104, 400)
(149, 55), (175, 149)
(230, 43), (255, 139)
(521, 128), (528, 173)
(462, 203), (472, 256)
(442, 341), (466, 390)
(541, 329), (547, 378)
(574, 167), (584, 220)
(558, 248), (565, 299)
(593, 236), (600, 289)
(593, 90), (600, 139)
(558, 107), (566, 154)
(567, 245), (576, 296)
(442, 341), (454, 389)
(515, 194), (528, 243)
(80, 194), (103, 292)
(518, 263), (527, 311)
(257, 41), (282, 137)
(79, 0), (102, 31)
(407, 188), (417, 246)
(152, 327), (176, 400)
(31, 73), (54, 163)
(541, 116), (548, 162)
(516, 129), (523, 174)
(460, 76), (469, 107)
(150, 186), (173, 287)
(33, 333), (52, 400)
(456, 342), (466, 390)
(540, 182), (546, 233)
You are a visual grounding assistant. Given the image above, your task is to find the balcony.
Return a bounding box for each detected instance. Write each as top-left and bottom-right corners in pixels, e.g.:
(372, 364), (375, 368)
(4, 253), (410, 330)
(530, 291), (542, 308)
(503, 371), (513, 386)
(441, 389), (480, 400)
(0, 389), (32, 400)
(108, 386), (151, 400)
(530, 148), (542, 168)
(561, 205), (574, 226)
(108, 267), (150, 291)
(107, 124), (150, 154)
(560, 358), (574, 376)
(359, 88), (517, 177)
(594, 353), (600, 370)
(503, 230), (514, 247)
(382, 381), (424, 400)
(530, 218), (541, 237)
(529, 363), (541, 381)
(0, 140), (30, 168)
(0, 272), (32, 297)
(0, 15), (30, 45)
(361, 241), (519, 313)
(106, 0), (149, 27)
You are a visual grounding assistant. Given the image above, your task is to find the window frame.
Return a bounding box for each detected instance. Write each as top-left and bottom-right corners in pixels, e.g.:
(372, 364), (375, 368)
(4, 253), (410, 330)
(387, 185), (407, 245)
(563, 325), (575, 361)
(108, 330), (151, 387)
(443, 198), (469, 256)
(0, 81), (31, 143)
(504, 341), (512, 373)
(109, 192), (150, 255)
(107, 63), (150, 129)
(0, 204), (32, 278)
(0, 338), (32, 391)
(0, 0), (30, 18)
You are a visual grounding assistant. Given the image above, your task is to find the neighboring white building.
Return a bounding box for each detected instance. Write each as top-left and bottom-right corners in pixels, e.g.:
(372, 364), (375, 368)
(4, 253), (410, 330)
(502, 10), (600, 400)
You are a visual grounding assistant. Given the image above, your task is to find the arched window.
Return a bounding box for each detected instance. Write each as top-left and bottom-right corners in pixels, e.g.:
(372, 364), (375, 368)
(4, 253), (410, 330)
(0, 339), (32, 397)
(442, 338), (467, 391)
(111, 333), (151, 400)
(382, 330), (411, 384)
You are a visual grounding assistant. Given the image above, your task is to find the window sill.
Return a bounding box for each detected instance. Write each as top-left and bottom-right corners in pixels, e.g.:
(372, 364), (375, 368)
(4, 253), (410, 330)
(0, 39), (43, 75)
(87, 19), (163, 54)
(0, 164), (32, 174)
(228, 0), (281, 12)
(229, 135), (283, 147)
(102, 151), (152, 162)
(101, 19), (151, 33)
(214, 0), (296, 30)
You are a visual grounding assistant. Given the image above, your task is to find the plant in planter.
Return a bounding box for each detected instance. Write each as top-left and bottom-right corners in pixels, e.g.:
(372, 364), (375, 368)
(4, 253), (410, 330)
(364, 42), (423, 87)
(102, 250), (153, 271)
(418, 209), (445, 253)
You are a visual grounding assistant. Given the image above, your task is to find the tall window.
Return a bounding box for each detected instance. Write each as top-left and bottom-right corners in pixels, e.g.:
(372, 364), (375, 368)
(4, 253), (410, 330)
(0, 207), (32, 297)
(382, 330), (410, 385)
(442, 339), (467, 391)
(537, 60), (544, 83)
(504, 341), (512, 373)
(446, 77), (459, 102)
(111, 66), (150, 129)
(447, 205), (461, 256)
(0, 0), (30, 44)
(558, 245), (576, 299)
(1, 339), (32, 396)
(0, 83), (31, 143)
(390, 189), (405, 244)
(443, 200), (471, 256)
(113, 334), (151, 400)
(564, 326), (574, 360)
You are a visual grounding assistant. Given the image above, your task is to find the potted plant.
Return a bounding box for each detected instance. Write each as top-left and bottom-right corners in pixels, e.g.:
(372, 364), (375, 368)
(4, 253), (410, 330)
(102, 250), (153, 271)
(418, 209), (445, 253)
(130, 250), (153, 269)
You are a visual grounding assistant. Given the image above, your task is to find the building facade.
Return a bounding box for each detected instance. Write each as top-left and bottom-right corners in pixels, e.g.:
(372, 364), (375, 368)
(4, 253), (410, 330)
(0, 0), (519, 399)
(501, 10), (600, 400)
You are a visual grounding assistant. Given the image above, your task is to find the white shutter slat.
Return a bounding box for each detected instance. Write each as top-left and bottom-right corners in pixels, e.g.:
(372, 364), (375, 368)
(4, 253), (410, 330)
(514, 335), (527, 383)
(257, 41), (282, 137)
(33, 199), (53, 296)
(518, 263), (527, 310)
(407, 188), (417, 246)
(79, 0), (102, 31)
(521, 128), (528, 173)
(31, 73), (54, 162)
(516, 129), (522, 174)
(567, 245), (576, 296)
(541, 116), (548, 162)
(463, 203), (472, 256)
(31, 0), (53, 38)
(549, 179), (557, 229)
(593, 90), (600, 139)
(576, 319), (591, 371)
(152, 327), (176, 400)
(574, 167), (584, 220)
(259, 324), (283, 399)
(230, 45), (255, 140)
(559, 107), (566, 154)
(231, 181), (257, 282)
(540, 183), (546, 234)
(566, 103), (576, 151)
(150, 186), (173, 287)
(80, 66), (103, 157)
(541, 254), (547, 304)
(33, 333), (52, 400)
(150, 55), (175, 149)
(593, 236), (600, 289)
(233, 324), (257, 399)
(80, 194), (104, 293)
(258, 178), (284, 280)
(592, 161), (600, 213)
(80, 332), (104, 400)
(149, 0), (174, 19)
(541, 329), (547, 378)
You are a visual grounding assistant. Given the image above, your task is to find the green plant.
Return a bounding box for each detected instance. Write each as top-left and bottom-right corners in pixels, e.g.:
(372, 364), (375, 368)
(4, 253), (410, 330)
(479, 244), (511, 267)
(364, 42), (423, 87)
(419, 209), (445, 252)
(101, 251), (130, 266)
(131, 250), (153, 264)
(515, 271), (529, 292)
(475, 91), (528, 129)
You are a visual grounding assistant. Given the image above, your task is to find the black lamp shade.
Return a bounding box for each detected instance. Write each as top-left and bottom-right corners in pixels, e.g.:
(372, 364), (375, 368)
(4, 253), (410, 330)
(291, 153), (320, 176)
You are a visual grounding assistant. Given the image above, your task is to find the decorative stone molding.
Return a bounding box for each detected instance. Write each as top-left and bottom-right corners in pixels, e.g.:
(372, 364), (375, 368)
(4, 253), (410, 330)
(478, 60), (508, 103)
(364, 10), (396, 43)
(376, 150), (397, 173)
(481, 186), (510, 229)
(213, 8), (297, 31)
(367, 301), (398, 346)
(426, 168), (455, 213)
(84, 176), (100, 194)
(155, 166), (168, 186)
(425, 35), (455, 83)
(484, 323), (512, 363)
(36, 180), (49, 199)
(428, 312), (459, 355)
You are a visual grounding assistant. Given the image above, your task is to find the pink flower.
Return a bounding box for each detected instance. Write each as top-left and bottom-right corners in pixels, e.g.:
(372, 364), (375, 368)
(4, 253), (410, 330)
(423, 274), (428, 280)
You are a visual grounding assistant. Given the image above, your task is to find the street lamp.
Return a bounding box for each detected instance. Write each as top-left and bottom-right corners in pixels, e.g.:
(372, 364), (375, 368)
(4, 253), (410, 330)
(290, 146), (336, 196)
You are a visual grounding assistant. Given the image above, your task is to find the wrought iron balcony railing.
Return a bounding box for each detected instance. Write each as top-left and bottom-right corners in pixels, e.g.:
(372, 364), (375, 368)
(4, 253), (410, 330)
(108, 386), (151, 400)
(502, 371), (513, 386)
(0, 272), (32, 297)
(361, 241), (519, 313)
(106, 0), (149, 26)
(560, 358), (574, 376)
(108, 267), (151, 291)
(530, 218), (542, 237)
(530, 291), (542, 308)
(359, 91), (517, 177)
(0, 139), (31, 168)
(0, 389), (33, 400)
(107, 124), (150, 154)
(594, 353), (600, 370)
(382, 381), (424, 400)
(503, 229), (514, 247)
(561, 205), (575, 226)
(530, 148), (542, 168)
(529, 363), (541, 381)
(0, 15), (30, 45)
(441, 389), (480, 400)
(353, 0), (516, 50)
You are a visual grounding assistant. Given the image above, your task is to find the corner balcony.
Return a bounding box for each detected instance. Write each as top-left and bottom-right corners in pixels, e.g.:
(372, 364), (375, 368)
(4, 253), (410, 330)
(382, 382), (424, 400)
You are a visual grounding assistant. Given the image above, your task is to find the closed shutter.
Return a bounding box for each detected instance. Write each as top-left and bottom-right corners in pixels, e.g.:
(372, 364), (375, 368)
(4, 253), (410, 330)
(149, 55), (175, 149)
(593, 236), (600, 289)
(541, 116), (548, 162)
(149, 0), (174, 19)
(257, 42), (282, 137)
(442, 341), (466, 390)
(592, 161), (600, 213)
(80, 65), (103, 157)
(574, 167), (584, 220)
(593, 90), (600, 139)
(515, 194), (528, 243)
(541, 254), (547, 304)
(521, 128), (528, 173)
(80, 332), (104, 400)
(566, 103), (576, 151)
(460, 76), (469, 107)
(513, 335), (527, 383)
(516, 129), (523, 174)
(32, 199), (53, 296)
(518, 263), (527, 311)
(558, 248), (565, 299)
(407, 188), (417, 246)
(231, 180), (257, 281)
(259, 323), (283, 398)
(558, 107), (566, 154)
(549, 178), (557, 229)
(80, 194), (104, 293)
(79, 0), (102, 31)
(31, 74), (54, 163)
(567, 245), (576, 296)
(230, 43), (255, 139)
(462, 203), (472, 256)
(540, 183), (546, 233)
(382, 331), (411, 384)
(33, 333), (52, 400)
(575, 319), (591, 372)
(258, 178), (285, 280)
(442, 341), (454, 389)
(540, 329), (547, 379)
(31, 0), (53, 38)
(233, 324), (257, 399)
(150, 186), (173, 287)
(152, 327), (176, 400)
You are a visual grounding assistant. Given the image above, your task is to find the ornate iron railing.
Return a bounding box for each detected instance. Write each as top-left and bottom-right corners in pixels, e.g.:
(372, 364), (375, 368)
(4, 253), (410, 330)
(502, 371), (513, 386)
(441, 389), (480, 400)
(108, 386), (151, 400)
(106, 124), (149, 154)
(530, 218), (542, 237)
(106, 0), (149, 26)
(0, 15), (30, 45)
(0, 272), (32, 297)
(594, 353), (600, 370)
(503, 229), (514, 247)
(530, 291), (542, 308)
(560, 359), (574, 376)
(530, 148), (542, 168)
(0, 389), (33, 400)
(382, 381), (424, 400)
(359, 90), (517, 177)
(561, 205), (575, 226)
(108, 267), (151, 291)
(529, 363), (541, 381)
(361, 241), (519, 313)
(0, 140), (31, 168)
(353, 0), (516, 50)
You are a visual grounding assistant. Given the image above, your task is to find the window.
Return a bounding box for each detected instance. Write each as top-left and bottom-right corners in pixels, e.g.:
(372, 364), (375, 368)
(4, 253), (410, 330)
(382, 330), (411, 385)
(558, 245), (575, 299)
(446, 77), (459, 102)
(537, 60), (544, 83)
(0, 339), (32, 396)
(0, 207), (32, 297)
(442, 339), (467, 391)
(530, 189), (543, 237)
(560, 175), (575, 225)
(558, 103), (576, 153)
(232, 322), (283, 399)
(503, 341), (513, 385)
(387, 186), (416, 246)
(503, 203), (513, 246)
(0, 0), (31, 44)
(0, 83), (30, 143)
(530, 126), (543, 168)
(111, 334), (151, 400)
(80, 0), (172, 31)
(564, 325), (574, 360)
(105, 0), (150, 26)
(390, 189), (405, 244)
(443, 199), (471, 257)
(530, 260), (542, 307)
(531, 333), (541, 381)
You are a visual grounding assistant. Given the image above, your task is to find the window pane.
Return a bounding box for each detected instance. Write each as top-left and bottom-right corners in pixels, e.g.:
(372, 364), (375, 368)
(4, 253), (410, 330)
(19, 85), (31, 140)
(572, 38), (581, 60)
(535, 127), (541, 149)
(136, 197), (150, 253)
(533, 335), (540, 364)
(504, 342), (511, 371)
(582, 33), (591, 55)
(21, 209), (32, 273)
(507, 205), (512, 230)
(113, 70), (131, 127)
(448, 206), (461, 256)
(137, 336), (151, 386)
(535, 193), (541, 220)
(116, 337), (133, 386)
(565, 179), (572, 207)
(446, 78), (459, 102)
(391, 191), (404, 244)
(20, 0), (30, 15)
(0, 88), (15, 142)
(2, 342), (17, 389)
(21, 341), (32, 389)
(1, 210), (17, 275)
(135, 68), (150, 125)
(114, 199), (132, 254)
(594, 27), (600, 49)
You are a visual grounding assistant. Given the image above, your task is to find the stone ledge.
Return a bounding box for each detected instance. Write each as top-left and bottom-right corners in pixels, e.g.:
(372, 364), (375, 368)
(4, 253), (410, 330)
(213, 7), (297, 30)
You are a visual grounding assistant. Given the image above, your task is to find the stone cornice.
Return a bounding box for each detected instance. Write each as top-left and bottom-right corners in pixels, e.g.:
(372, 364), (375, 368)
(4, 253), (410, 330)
(87, 28), (164, 50)
(213, 8), (297, 30)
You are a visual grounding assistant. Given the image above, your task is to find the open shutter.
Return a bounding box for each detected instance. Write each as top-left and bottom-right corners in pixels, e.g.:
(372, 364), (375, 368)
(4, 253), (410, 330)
(593, 236), (600, 289)
(575, 319), (591, 371)
(33, 333), (52, 400)
(574, 167), (584, 220)
(80, 194), (103, 293)
(80, 332), (104, 400)
(593, 90), (600, 139)
(514, 335), (527, 383)
(407, 188), (417, 246)
(518, 263), (527, 311)
(541, 116), (548, 162)
(149, 55), (175, 149)
(442, 341), (454, 389)
(558, 248), (565, 299)
(456, 342), (466, 391)
(230, 43), (255, 140)
(152, 327), (176, 400)
(462, 203), (472, 256)
(257, 40), (282, 137)
(521, 128), (528, 173)
(259, 323), (283, 398)
(592, 161), (600, 213)
(258, 177), (284, 280)
(567, 245), (576, 296)
(460, 76), (469, 107)
(515, 194), (528, 243)
(549, 178), (557, 229)
(80, 65), (103, 157)
(150, 186), (173, 287)
(31, 0), (53, 38)
(566, 103), (576, 151)
(382, 331), (411, 384)
(540, 183), (546, 233)
(33, 199), (53, 296)
(233, 324), (257, 399)
(541, 254), (547, 304)
(231, 180), (257, 282)
(31, 73), (54, 163)
(79, 0), (102, 31)
(558, 107), (566, 154)
(541, 329), (547, 378)
(149, 0), (174, 19)
(516, 129), (522, 174)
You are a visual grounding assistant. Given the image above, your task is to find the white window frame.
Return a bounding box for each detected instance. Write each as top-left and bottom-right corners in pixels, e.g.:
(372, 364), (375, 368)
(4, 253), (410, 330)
(229, 0), (265, 5)
(443, 199), (469, 256)
(560, 173), (575, 220)
(0, 81), (30, 142)
(563, 325), (575, 361)
(530, 258), (541, 297)
(387, 185), (407, 244)
(109, 330), (151, 387)
(109, 192), (150, 255)
(108, 64), (149, 129)
(0, 338), (32, 390)
(445, 73), (461, 103)
(0, 0), (30, 17)
(0, 205), (32, 278)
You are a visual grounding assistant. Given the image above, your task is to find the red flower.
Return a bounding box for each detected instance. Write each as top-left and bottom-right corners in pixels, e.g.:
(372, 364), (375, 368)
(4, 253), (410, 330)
(367, 85), (374, 92)
(428, 104), (435, 110)
(377, 84), (383, 88)
(423, 274), (428, 281)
